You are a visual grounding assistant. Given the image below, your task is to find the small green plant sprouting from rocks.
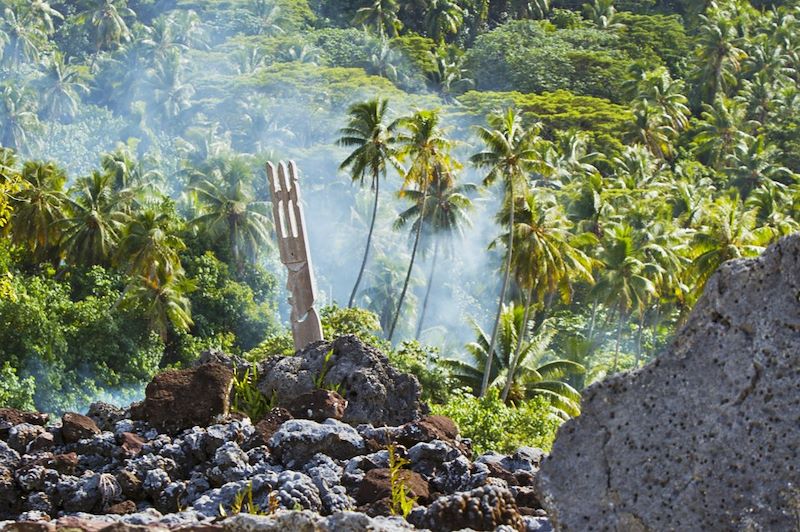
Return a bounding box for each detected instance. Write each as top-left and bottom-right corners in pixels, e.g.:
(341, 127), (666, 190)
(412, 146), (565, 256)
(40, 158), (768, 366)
(231, 365), (275, 422)
(218, 482), (267, 517)
(314, 348), (342, 393)
(388, 444), (417, 518)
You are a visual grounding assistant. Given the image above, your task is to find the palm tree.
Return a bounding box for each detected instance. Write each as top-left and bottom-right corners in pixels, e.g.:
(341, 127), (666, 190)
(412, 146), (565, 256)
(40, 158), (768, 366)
(0, 85), (38, 154)
(36, 54), (90, 122)
(146, 50), (195, 127)
(394, 172), (476, 339)
(251, 0), (284, 36)
(361, 254), (410, 333)
(61, 171), (126, 267)
(78, 0), (135, 53)
(21, 0), (64, 34)
(470, 108), (543, 396)
(116, 207), (185, 284)
(338, 99), (400, 308)
(590, 224), (658, 372)
(353, 0), (402, 37)
(511, 0), (549, 20)
(724, 135), (794, 197)
(423, 0), (465, 44)
(388, 109), (454, 342)
(443, 304), (584, 417)
(693, 97), (754, 170)
(190, 177), (272, 270)
(140, 15), (188, 62)
(0, 6), (46, 65)
(123, 274), (193, 340)
(690, 194), (773, 300)
(582, 0), (622, 30)
(6, 161), (69, 263)
(636, 68), (691, 132)
(500, 191), (594, 401)
(625, 102), (676, 161)
(691, 13), (746, 104)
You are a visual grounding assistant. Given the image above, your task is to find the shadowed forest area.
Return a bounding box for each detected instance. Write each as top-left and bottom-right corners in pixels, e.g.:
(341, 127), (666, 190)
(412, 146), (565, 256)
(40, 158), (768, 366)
(1, 0), (799, 452)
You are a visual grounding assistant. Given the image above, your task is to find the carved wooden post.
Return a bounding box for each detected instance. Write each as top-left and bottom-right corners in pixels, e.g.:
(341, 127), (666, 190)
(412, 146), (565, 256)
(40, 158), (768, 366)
(267, 161), (324, 350)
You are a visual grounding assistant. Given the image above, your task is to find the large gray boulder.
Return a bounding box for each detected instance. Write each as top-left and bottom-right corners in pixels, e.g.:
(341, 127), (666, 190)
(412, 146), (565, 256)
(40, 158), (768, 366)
(537, 235), (800, 530)
(257, 335), (427, 426)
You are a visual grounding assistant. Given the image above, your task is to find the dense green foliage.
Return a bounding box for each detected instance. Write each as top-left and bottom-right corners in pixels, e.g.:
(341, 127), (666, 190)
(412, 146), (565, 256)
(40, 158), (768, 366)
(1, 0), (799, 451)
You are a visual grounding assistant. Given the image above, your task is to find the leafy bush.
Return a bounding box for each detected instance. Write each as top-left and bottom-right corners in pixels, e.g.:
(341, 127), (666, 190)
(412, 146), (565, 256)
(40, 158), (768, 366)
(432, 388), (562, 454)
(0, 363), (36, 411)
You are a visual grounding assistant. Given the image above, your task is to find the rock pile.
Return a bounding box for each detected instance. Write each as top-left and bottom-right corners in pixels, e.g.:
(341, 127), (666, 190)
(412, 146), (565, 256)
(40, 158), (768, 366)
(538, 235), (800, 530)
(0, 336), (551, 531)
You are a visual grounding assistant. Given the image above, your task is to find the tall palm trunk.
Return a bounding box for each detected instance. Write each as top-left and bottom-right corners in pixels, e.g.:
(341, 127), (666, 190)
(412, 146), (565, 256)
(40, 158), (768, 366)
(348, 172), (380, 308)
(635, 316), (644, 367)
(388, 181), (429, 342)
(613, 310), (623, 372)
(415, 238), (440, 340)
(587, 298), (599, 341)
(502, 287), (533, 402)
(481, 180), (514, 397)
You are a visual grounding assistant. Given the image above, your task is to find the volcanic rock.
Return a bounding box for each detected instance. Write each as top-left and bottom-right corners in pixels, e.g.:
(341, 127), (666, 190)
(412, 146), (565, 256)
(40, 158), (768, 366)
(257, 335), (426, 426)
(396, 415), (458, 448)
(537, 235), (800, 530)
(119, 432), (146, 457)
(245, 408), (292, 449)
(285, 389), (347, 422)
(7, 425), (45, 454)
(85, 403), (126, 432)
(132, 363), (234, 433)
(355, 468), (430, 505)
(408, 485), (524, 531)
(0, 410), (47, 441)
(61, 413), (100, 444)
(268, 419), (365, 467)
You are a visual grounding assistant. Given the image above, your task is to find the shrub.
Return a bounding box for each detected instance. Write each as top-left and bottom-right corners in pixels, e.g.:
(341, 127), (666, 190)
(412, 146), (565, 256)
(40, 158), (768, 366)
(432, 388), (562, 454)
(0, 363), (35, 411)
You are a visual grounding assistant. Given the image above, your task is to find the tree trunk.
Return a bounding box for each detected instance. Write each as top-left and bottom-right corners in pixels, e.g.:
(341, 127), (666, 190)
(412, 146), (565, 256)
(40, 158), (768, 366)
(635, 317), (644, 367)
(588, 298), (599, 341)
(388, 181), (429, 342)
(481, 180), (515, 397)
(502, 287), (533, 403)
(415, 239), (440, 340)
(613, 311), (623, 372)
(348, 172), (380, 308)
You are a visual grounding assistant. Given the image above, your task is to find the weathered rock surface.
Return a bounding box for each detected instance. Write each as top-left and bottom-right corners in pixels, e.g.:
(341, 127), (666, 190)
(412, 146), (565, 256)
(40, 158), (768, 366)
(61, 413), (101, 444)
(285, 389), (347, 423)
(0, 410), (47, 442)
(408, 485), (524, 531)
(131, 363), (234, 433)
(538, 235), (800, 531)
(257, 336), (427, 426)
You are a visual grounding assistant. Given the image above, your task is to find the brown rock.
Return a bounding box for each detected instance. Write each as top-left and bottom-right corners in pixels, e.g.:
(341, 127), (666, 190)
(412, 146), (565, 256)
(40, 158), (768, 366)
(246, 408), (292, 448)
(61, 413), (100, 443)
(486, 461), (519, 486)
(0, 408), (48, 440)
(132, 363), (234, 433)
(355, 468), (430, 506)
(27, 432), (55, 453)
(119, 432), (145, 457)
(285, 389), (347, 422)
(408, 485), (524, 532)
(513, 486), (542, 510)
(104, 500), (137, 515)
(116, 470), (142, 500)
(100, 524), (169, 532)
(47, 452), (78, 475)
(397, 415), (459, 447)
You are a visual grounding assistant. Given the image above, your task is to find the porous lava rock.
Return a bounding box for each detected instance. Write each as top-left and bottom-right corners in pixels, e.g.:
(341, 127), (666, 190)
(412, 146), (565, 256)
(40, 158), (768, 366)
(268, 419), (365, 467)
(246, 408), (292, 449)
(538, 235), (800, 531)
(257, 335), (426, 426)
(355, 468), (430, 505)
(131, 363), (234, 433)
(408, 485), (524, 531)
(286, 389), (347, 422)
(0, 410), (47, 442)
(61, 413), (101, 444)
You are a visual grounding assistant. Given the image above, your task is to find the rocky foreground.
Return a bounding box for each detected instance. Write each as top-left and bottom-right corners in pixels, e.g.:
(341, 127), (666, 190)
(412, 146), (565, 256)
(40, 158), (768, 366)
(0, 336), (552, 532)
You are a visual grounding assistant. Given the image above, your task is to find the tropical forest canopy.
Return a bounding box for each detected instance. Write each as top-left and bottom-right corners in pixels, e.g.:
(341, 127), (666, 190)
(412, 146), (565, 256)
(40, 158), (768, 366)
(1, 0), (799, 451)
